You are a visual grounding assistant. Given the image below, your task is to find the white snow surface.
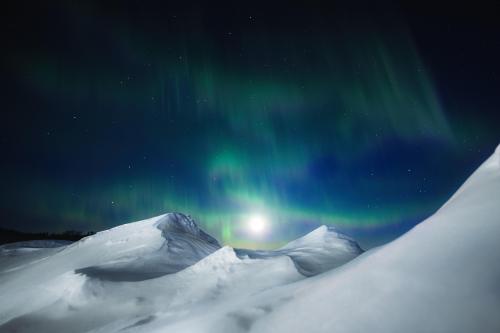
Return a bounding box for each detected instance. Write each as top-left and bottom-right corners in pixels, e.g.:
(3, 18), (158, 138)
(1, 144), (500, 332)
(235, 225), (363, 276)
(0, 240), (73, 250)
(0, 212), (359, 332)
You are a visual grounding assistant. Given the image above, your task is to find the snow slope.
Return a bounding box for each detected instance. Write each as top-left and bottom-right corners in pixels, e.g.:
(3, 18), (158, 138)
(235, 225), (363, 276)
(1, 144), (499, 333)
(75, 212), (222, 281)
(0, 240), (73, 275)
(0, 212), (227, 326)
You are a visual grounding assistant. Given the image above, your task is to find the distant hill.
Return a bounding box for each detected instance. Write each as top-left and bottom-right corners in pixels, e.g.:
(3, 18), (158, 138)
(0, 228), (95, 245)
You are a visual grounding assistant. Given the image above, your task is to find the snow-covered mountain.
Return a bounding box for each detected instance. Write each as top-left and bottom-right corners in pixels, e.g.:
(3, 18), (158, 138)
(0, 144), (499, 333)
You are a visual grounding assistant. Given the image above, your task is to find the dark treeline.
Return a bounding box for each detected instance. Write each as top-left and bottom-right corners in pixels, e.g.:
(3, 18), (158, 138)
(0, 228), (95, 245)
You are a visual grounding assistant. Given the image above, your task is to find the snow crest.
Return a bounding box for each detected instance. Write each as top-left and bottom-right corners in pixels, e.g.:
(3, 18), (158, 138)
(75, 213), (221, 281)
(235, 225), (363, 276)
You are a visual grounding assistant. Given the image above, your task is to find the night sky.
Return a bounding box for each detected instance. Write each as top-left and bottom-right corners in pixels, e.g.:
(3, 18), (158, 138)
(1, 1), (499, 249)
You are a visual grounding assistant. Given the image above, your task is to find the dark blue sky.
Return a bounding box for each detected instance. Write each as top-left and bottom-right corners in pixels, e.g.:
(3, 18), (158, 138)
(1, 1), (499, 249)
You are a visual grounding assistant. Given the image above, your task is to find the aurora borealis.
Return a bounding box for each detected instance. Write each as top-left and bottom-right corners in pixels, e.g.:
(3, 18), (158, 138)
(2, 1), (499, 248)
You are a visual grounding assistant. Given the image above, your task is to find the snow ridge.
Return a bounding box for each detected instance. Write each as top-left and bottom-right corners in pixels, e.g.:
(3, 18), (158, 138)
(236, 225), (363, 276)
(155, 212), (221, 248)
(75, 213), (221, 281)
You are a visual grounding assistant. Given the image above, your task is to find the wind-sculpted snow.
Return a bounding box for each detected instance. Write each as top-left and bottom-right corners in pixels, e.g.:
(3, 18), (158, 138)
(75, 213), (221, 281)
(235, 225), (363, 276)
(0, 210), (360, 332)
(1, 144), (499, 333)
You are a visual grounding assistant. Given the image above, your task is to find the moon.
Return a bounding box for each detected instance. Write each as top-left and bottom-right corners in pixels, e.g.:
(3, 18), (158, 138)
(246, 214), (269, 236)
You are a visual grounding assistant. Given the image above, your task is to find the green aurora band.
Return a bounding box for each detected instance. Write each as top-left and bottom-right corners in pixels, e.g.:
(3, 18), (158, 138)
(3, 3), (495, 249)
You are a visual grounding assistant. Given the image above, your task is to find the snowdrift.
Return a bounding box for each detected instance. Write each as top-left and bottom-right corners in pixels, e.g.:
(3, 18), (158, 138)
(235, 225), (363, 276)
(75, 213), (222, 281)
(0, 144), (499, 333)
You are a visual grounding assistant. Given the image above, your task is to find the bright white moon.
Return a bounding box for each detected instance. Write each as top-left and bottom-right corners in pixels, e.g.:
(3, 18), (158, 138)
(246, 214), (268, 236)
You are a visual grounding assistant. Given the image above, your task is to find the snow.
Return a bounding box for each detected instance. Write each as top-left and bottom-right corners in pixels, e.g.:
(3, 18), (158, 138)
(1, 240), (73, 250)
(1, 145), (499, 333)
(0, 240), (73, 275)
(75, 213), (221, 281)
(235, 225), (363, 276)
